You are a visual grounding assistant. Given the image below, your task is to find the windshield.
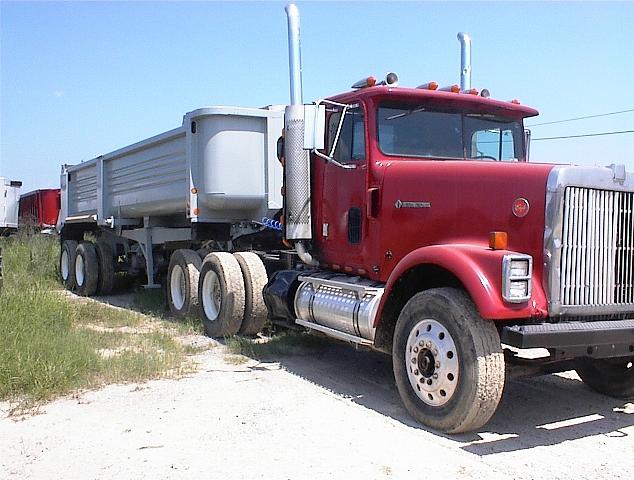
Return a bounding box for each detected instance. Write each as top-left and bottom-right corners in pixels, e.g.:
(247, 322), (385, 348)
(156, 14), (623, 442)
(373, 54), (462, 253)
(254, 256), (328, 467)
(377, 103), (525, 161)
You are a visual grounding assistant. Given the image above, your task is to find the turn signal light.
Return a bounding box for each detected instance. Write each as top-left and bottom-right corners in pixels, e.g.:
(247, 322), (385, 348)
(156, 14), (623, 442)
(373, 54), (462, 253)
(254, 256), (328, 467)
(489, 231), (508, 250)
(417, 81), (439, 90)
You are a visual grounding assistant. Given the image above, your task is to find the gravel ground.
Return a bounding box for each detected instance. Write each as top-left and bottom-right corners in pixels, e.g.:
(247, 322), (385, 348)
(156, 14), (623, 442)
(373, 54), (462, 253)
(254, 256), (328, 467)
(1, 309), (633, 479)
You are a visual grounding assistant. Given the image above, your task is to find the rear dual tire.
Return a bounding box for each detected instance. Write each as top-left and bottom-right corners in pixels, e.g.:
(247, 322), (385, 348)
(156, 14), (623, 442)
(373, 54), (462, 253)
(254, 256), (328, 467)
(198, 251), (269, 338)
(75, 242), (99, 296)
(167, 249), (202, 318)
(61, 239), (115, 295)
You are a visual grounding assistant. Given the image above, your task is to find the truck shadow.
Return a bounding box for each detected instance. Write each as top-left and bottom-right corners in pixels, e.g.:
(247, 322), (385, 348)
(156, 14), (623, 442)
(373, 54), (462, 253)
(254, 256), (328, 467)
(263, 338), (634, 454)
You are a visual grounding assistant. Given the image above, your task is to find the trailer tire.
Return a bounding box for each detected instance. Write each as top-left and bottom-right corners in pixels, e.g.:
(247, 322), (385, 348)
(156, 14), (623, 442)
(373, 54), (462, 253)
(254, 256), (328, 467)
(60, 240), (78, 290)
(199, 252), (245, 337)
(575, 357), (634, 399)
(167, 249), (202, 318)
(95, 241), (115, 295)
(234, 252), (269, 336)
(75, 242), (99, 297)
(392, 288), (505, 433)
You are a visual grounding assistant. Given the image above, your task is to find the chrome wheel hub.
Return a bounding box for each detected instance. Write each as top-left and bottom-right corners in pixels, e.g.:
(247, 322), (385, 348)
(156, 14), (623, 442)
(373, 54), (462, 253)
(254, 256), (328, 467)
(202, 270), (221, 321)
(405, 318), (459, 406)
(170, 265), (186, 311)
(75, 254), (85, 287)
(61, 250), (69, 280)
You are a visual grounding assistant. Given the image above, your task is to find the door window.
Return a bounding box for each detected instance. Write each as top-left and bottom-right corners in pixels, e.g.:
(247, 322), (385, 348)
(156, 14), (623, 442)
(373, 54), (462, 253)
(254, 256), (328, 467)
(327, 107), (365, 164)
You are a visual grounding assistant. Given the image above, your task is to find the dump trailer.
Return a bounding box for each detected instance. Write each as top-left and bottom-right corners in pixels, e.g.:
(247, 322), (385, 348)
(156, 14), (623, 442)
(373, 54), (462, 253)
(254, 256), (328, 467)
(0, 178), (22, 235)
(19, 188), (61, 230)
(59, 3), (634, 433)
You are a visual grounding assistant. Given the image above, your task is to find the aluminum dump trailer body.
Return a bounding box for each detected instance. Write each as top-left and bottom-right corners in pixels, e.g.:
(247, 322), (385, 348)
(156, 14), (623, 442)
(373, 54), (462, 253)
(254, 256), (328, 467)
(60, 106), (284, 226)
(0, 178), (21, 231)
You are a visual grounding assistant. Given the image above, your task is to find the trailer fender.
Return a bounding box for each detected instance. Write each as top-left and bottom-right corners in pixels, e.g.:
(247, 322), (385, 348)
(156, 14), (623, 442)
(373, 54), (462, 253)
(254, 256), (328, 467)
(375, 244), (548, 326)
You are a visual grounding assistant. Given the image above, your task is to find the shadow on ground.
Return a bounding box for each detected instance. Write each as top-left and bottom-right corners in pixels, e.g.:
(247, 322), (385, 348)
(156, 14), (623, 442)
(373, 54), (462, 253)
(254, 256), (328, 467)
(86, 292), (634, 455)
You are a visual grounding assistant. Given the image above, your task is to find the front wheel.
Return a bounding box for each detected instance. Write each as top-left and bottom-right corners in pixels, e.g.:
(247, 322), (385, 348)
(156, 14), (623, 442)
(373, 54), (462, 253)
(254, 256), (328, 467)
(575, 357), (634, 399)
(393, 288), (505, 433)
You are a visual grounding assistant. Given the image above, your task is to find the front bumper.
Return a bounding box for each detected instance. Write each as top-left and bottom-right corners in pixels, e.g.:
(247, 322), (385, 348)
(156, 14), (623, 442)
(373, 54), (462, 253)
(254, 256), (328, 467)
(501, 319), (634, 359)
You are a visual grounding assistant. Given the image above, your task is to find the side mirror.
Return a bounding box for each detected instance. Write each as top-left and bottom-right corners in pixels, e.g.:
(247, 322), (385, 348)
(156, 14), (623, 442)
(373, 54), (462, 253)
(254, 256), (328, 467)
(303, 104), (326, 150)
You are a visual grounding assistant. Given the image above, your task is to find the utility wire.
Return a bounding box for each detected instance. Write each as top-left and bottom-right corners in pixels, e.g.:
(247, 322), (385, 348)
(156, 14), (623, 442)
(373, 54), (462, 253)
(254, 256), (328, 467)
(527, 109), (634, 127)
(532, 130), (634, 141)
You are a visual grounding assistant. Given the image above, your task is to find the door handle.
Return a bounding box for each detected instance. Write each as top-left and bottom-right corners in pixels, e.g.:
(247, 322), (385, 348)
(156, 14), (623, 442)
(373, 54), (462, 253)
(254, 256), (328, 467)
(367, 187), (380, 218)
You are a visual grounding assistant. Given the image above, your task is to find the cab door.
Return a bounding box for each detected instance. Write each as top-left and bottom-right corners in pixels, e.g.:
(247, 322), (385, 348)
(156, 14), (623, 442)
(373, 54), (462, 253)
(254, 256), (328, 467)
(316, 104), (369, 272)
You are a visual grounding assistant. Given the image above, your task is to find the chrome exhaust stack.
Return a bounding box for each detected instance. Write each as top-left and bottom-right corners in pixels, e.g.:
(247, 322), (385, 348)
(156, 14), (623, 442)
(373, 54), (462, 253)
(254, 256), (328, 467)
(284, 3), (317, 265)
(457, 32), (472, 91)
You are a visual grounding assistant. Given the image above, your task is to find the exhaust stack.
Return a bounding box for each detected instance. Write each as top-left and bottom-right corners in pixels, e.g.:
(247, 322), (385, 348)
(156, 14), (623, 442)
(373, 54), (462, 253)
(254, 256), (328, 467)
(457, 32), (472, 91)
(283, 3), (314, 252)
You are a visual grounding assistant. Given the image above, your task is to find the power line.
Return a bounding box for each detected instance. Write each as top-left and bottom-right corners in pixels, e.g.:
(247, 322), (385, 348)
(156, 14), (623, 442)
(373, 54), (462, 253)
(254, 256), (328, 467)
(527, 109), (634, 127)
(532, 130), (634, 141)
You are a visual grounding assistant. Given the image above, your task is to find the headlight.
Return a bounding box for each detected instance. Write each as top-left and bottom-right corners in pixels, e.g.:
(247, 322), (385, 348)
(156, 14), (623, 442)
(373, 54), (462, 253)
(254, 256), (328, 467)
(502, 255), (532, 303)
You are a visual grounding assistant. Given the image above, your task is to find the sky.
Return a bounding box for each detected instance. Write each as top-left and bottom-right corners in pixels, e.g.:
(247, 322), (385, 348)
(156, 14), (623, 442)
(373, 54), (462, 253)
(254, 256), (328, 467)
(1, 1), (633, 193)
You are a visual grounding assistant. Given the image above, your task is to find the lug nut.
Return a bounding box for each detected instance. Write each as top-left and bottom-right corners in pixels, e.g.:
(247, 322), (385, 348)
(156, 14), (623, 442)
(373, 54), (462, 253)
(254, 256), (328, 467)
(432, 348), (438, 356)
(414, 369), (419, 375)
(419, 341), (424, 347)
(411, 358), (417, 364)
(435, 361), (440, 368)
(433, 373), (439, 379)
(413, 347), (419, 353)
(425, 341), (432, 348)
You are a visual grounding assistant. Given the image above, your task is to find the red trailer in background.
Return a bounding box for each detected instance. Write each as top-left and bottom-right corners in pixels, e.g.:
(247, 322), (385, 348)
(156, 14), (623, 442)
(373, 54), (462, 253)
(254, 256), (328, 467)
(19, 189), (61, 229)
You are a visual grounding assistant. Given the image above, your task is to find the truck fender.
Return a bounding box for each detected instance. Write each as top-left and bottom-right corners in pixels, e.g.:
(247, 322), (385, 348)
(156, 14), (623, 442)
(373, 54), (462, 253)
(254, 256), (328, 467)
(374, 244), (548, 326)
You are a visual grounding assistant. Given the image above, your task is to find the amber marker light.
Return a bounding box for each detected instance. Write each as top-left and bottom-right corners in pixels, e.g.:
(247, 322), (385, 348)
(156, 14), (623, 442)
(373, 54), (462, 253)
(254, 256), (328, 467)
(440, 84), (461, 93)
(191, 188), (198, 194)
(461, 88), (479, 95)
(193, 208), (200, 215)
(489, 231), (508, 250)
(510, 99), (521, 105)
(416, 81), (438, 90)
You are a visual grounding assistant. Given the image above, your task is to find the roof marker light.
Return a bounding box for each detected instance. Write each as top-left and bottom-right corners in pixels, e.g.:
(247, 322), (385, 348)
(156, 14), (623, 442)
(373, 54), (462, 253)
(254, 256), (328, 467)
(439, 84), (461, 93)
(461, 88), (479, 95)
(351, 76), (377, 89)
(416, 81), (439, 90)
(510, 99), (521, 105)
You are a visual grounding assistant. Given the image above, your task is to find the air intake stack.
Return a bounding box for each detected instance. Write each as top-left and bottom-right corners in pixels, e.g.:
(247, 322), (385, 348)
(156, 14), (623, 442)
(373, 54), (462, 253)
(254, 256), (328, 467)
(457, 32), (472, 91)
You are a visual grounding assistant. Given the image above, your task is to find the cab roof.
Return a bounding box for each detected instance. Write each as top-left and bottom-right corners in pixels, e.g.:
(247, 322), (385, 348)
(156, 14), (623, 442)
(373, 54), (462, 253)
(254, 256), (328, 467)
(327, 86), (539, 120)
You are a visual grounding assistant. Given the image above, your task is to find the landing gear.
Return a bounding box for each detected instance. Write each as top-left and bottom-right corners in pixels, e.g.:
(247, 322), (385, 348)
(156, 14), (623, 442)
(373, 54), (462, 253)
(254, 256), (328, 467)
(393, 288), (505, 433)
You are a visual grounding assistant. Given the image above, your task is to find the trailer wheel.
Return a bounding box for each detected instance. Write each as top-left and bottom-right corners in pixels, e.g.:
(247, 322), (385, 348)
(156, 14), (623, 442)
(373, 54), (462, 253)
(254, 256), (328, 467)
(60, 240), (78, 290)
(575, 357), (634, 399)
(392, 288), (505, 433)
(95, 241), (115, 295)
(167, 249), (202, 318)
(199, 252), (245, 337)
(75, 242), (99, 297)
(234, 252), (269, 336)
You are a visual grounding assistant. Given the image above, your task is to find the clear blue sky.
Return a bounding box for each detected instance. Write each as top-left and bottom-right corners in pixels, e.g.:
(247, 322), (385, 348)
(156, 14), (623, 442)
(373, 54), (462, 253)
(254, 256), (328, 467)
(1, 1), (633, 192)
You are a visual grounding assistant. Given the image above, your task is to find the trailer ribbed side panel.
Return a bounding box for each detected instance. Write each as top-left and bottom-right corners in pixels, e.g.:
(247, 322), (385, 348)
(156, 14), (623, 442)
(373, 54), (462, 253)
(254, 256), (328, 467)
(68, 164), (97, 216)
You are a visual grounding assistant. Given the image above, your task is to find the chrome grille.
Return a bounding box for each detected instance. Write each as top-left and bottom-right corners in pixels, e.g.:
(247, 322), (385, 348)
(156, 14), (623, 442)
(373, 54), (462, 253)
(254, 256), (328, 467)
(560, 187), (634, 307)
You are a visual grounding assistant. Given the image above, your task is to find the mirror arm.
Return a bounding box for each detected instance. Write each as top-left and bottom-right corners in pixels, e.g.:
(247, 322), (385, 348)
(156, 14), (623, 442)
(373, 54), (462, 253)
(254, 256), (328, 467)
(312, 150), (356, 170)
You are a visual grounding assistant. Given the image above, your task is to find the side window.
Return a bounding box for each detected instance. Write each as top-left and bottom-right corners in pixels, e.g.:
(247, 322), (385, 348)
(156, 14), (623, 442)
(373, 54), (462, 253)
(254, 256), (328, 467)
(471, 128), (517, 161)
(327, 107), (365, 164)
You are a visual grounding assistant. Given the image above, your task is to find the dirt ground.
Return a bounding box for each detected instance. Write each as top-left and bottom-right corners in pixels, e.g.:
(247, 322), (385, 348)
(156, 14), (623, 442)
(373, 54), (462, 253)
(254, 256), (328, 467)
(1, 297), (633, 480)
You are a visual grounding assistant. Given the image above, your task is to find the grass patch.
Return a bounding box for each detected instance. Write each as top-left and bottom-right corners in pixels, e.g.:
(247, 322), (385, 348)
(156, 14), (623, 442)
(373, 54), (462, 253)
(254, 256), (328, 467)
(0, 234), (201, 409)
(224, 330), (330, 361)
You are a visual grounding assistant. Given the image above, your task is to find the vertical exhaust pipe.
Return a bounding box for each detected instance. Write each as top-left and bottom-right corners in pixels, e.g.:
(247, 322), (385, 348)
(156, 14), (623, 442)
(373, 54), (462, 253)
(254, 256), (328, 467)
(457, 32), (472, 91)
(283, 3), (317, 265)
(285, 3), (303, 105)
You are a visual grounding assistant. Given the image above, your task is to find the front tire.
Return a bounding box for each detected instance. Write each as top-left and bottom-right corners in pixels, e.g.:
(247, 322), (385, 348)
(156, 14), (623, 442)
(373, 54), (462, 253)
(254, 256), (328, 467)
(74, 242), (99, 297)
(393, 288), (505, 433)
(575, 357), (634, 399)
(198, 252), (245, 337)
(167, 249), (202, 318)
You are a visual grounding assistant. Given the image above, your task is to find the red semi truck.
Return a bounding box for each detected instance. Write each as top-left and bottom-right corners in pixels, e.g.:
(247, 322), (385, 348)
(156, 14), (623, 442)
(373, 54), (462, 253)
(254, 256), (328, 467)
(58, 4), (634, 433)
